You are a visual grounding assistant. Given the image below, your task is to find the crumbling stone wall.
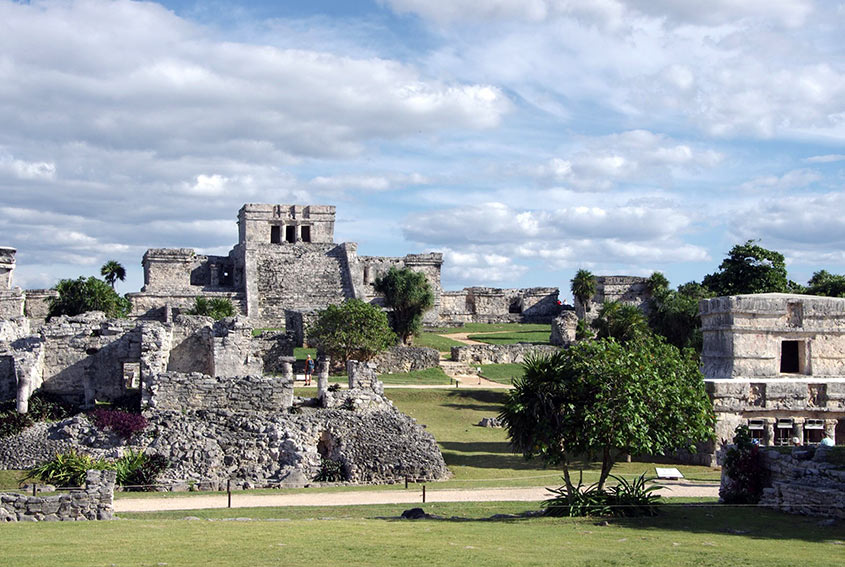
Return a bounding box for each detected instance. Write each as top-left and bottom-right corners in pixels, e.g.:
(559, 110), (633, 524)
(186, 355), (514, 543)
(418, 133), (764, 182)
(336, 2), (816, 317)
(451, 344), (559, 365)
(22, 289), (57, 324)
(0, 470), (115, 522)
(372, 346), (440, 375)
(358, 253), (444, 325)
(549, 311), (578, 346)
(574, 275), (651, 320)
(144, 372), (293, 412)
(439, 287), (560, 326)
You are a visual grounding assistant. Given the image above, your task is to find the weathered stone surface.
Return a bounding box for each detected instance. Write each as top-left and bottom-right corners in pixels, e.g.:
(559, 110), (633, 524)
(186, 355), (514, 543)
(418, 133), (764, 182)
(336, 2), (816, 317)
(549, 311), (578, 346)
(439, 287), (560, 325)
(372, 346), (439, 375)
(451, 344), (559, 365)
(0, 469), (114, 522)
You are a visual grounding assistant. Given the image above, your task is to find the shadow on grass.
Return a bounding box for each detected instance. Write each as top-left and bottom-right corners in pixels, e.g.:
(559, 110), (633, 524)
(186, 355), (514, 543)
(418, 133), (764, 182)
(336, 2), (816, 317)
(440, 389), (508, 410)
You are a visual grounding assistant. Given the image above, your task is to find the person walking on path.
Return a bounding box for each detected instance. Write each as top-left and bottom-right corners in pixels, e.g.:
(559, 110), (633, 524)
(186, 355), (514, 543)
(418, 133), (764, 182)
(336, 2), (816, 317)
(305, 354), (315, 386)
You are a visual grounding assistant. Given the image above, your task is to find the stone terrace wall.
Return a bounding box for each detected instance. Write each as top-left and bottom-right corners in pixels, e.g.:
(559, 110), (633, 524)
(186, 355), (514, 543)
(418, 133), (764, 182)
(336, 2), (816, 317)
(439, 287), (560, 325)
(451, 344), (559, 365)
(144, 372), (294, 412)
(372, 346), (440, 375)
(0, 470), (115, 522)
(757, 446), (845, 518)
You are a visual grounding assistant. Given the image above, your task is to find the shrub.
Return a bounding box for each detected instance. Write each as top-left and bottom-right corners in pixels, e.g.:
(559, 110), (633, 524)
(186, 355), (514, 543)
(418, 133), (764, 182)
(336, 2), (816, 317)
(721, 425), (770, 504)
(48, 276), (131, 319)
(327, 383), (341, 392)
(88, 409), (148, 440)
(314, 457), (346, 482)
(0, 412), (33, 439)
(543, 473), (661, 517)
(26, 450), (168, 490)
(187, 297), (236, 320)
(0, 392), (76, 439)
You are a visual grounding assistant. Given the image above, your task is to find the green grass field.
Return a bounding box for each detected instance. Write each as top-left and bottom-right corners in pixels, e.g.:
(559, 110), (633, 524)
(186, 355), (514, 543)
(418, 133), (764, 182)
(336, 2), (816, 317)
(427, 323), (551, 334)
(1, 502), (839, 567)
(468, 329), (551, 345)
(477, 363), (523, 385)
(413, 332), (464, 353)
(377, 367), (454, 385)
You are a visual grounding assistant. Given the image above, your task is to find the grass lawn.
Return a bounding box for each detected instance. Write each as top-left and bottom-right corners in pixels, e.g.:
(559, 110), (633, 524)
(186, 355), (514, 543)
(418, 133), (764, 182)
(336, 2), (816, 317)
(468, 329), (551, 345)
(478, 363), (523, 385)
(427, 323), (551, 334)
(0, 469), (26, 490)
(1, 503), (840, 567)
(413, 332), (464, 353)
(377, 367), (453, 385)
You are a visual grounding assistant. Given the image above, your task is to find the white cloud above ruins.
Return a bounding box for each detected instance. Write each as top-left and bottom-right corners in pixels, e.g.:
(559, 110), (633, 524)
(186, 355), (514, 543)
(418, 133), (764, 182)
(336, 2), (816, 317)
(1, 0), (844, 294)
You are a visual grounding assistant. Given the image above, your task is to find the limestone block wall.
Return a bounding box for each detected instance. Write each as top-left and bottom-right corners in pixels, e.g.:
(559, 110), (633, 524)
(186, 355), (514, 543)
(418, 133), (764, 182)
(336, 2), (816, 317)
(238, 204), (336, 245)
(38, 314), (141, 406)
(23, 289), (58, 323)
(438, 287), (560, 325)
(0, 246), (15, 289)
(574, 276), (651, 320)
(451, 344), (559, 365)
(701, 294), (845, 380)
(550, 311), (578, 346)
(210, 318), (264, 377)
(371, 346), (440, 375)
(0, 289), (24, 319)
(358, 253), (444, 325)
(253, 330), (295, 375)
(144, 372), (294, 412)
(247, 243), (354, 327)
(0, 470), (115, 522)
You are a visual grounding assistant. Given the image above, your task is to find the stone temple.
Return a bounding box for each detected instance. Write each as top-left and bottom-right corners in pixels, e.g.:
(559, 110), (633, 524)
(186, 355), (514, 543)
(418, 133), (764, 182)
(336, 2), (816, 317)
(128, 203), (561, 328)
(701, 293), (845, 450)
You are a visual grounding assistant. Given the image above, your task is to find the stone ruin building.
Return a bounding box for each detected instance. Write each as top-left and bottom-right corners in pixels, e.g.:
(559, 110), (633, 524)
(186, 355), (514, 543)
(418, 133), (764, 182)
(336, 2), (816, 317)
(0, 311), (447, 488)
(701, 293), (845, 452)
(573, 275), (651, 321)
(127, 204), (561, 330)
(0, 247), (56, 323)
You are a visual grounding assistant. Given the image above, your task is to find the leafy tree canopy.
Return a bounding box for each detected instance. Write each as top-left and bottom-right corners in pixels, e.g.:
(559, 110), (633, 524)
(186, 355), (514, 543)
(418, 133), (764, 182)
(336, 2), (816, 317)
(500, 336), (713, 492)
(373, 267), (434, 344)
(100, 260), (126, 289)
(48, 277), (131, 319)
(648, 278), (714, 352)
(187, 297), (236, 320)
(591, 301), (649, 343)
(308, 299), (397, 363)
(702, 240), (790, 296)
(806, 270), (845, 298)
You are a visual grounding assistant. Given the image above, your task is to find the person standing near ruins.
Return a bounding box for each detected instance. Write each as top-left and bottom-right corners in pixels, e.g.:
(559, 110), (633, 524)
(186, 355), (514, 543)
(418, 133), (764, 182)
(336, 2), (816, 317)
(305, 354), (315, 386)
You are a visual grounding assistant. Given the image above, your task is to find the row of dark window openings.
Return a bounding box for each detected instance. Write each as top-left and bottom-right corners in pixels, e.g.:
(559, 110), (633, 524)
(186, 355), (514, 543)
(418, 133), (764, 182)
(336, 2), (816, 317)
(748, 418), (828, 445)
(270, 225), (311, 244)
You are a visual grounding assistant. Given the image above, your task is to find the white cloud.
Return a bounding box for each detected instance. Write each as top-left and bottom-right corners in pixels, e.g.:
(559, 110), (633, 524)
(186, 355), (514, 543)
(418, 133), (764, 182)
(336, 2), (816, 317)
(805, 154), (845, 163)
(731, 192), (845, 246)
(0, 153), (56, 181)
(308, 172), (429, 192)
(739, 169), (822, 192)
(181, 174), (229, 196)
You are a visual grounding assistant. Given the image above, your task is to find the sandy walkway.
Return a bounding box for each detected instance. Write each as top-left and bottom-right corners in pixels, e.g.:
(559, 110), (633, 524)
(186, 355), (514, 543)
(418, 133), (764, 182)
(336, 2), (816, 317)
(114, 481), (719, 513)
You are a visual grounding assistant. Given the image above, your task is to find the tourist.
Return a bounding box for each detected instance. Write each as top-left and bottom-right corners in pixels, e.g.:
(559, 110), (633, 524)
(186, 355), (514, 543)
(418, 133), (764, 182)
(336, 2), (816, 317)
(305, 354), (315, 386)
(820, 433), (835, 447)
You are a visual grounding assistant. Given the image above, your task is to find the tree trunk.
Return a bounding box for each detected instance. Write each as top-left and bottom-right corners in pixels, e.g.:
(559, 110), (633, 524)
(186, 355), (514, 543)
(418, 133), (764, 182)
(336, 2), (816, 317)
(597, 447), (614, 491)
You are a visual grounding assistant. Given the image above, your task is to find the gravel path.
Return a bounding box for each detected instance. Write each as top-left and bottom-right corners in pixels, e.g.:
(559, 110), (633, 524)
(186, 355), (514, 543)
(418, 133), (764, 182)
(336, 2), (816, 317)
(114, 481), (719, 513)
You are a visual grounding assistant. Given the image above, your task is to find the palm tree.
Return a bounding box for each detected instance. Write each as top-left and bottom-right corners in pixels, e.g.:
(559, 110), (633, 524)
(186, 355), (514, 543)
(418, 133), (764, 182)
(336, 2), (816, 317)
(570, 269), (596, 317)
(100, 260), (126, 289)
(592, 301), (649, 343)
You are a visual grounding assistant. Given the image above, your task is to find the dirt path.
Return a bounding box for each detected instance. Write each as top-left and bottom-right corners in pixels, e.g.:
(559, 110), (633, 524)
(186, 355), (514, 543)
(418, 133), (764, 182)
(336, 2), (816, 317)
(439, 330), (516, 346)
(114, 481), (719, 513)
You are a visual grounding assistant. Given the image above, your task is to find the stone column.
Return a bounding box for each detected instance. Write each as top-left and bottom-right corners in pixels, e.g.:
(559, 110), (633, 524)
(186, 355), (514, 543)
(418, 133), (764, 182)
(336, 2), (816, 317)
(316, 356), (330, 398)
(295, 224), (302, 242)
(824, 419), (837, 444)
(764, 418), (776, 447)
(792, 417), (805, 445)
(279, 356), (296, 384)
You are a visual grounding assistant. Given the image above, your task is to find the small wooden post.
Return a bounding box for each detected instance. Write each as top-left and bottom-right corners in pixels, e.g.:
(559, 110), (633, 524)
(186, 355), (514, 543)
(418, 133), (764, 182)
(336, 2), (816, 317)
(405, 477), (409, 489)
(227, 479), (232, 508)
(32, 484), (37, 497)
(422, 485), (426, 503)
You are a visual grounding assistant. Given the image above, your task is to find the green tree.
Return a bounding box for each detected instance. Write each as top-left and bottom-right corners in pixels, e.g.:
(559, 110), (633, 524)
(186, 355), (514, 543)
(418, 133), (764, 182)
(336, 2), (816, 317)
(570, 269), (597, 316)
(499, 336), (713, 492)
(591, 301), (649, 343)
(100, 260), (126, 289)
(702, 240), (790, 296)
(648, 281), (713, 351)
(308, 299), (397, 363)
(373, 267), (434, 344)
(806, 270), (845, 297)
(186, 297), (236, 320)
(48, 277), (131, 319)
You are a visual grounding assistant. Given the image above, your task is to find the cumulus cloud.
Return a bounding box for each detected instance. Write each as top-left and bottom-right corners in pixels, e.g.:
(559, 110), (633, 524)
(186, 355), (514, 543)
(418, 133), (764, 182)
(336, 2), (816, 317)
(531, 130), (722, 191)
(738, 169), (822, 192)
(731, 192), (845, 246)
(0, 153), (56, 181)
(805, 154), (845, 163)
(308, 172), (429, 192)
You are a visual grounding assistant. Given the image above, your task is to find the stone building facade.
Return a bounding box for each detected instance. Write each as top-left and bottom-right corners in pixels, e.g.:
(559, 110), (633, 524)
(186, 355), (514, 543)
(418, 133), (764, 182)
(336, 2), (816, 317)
(573, 275), (651, 320)
(439, 287), (561, 325)
(0, 247), (57, 323)
(129, 204), (444, 327)
(700, 293), (845, 449)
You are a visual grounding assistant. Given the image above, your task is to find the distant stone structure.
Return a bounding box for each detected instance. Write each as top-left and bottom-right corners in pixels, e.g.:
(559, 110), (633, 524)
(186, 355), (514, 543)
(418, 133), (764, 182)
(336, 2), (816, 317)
(573, 275), (651, 321)
(0, 247), (57, 324)
(0, 469), (115, 522)
(700, 293), (845, 451)
(439, 287), (561, 325)
(129, 204), (444, 328)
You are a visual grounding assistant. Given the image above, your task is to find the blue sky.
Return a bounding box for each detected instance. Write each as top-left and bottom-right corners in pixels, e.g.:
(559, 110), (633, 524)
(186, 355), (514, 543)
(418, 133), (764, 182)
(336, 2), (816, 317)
(2, 0), (844, 299)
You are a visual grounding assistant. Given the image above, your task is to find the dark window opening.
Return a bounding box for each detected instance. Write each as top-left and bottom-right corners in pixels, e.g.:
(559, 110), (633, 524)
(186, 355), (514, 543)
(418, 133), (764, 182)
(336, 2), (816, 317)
(270, 226), (281, 244)
(219, 270), (233, 287)
(780, 340), (800, 373)
(508, 298), (522, 314)
(804, 419), (824, 444)
(301, 226), (311, 242)
(285, 225), (296, 243)
(775, 419), (793, 446)
(748, 419), (765, 443)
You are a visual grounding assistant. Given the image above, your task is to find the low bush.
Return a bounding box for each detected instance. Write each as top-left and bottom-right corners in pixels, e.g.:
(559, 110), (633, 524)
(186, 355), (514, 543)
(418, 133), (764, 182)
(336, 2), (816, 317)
(314, 457), (346, 482)
(0, 392), (76, 438)
(25, 450), (168, 490)
(721, 425), (769, 504)
(0, 412), (34, 439)
(88, 408), (148, 440)
(543, 473), (661, 517)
